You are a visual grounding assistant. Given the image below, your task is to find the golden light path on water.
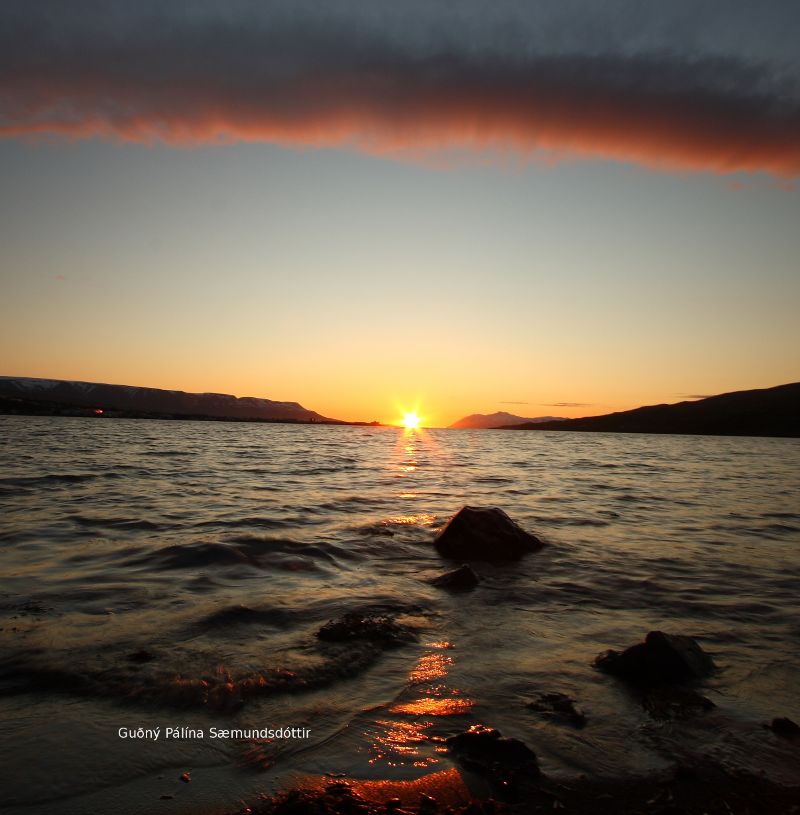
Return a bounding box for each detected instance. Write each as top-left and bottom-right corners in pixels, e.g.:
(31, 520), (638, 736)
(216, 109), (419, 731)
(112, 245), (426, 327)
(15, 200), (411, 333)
(392, 424), (444, 503)
(365, 427), (477, 773)
(368, 639), (474, 769)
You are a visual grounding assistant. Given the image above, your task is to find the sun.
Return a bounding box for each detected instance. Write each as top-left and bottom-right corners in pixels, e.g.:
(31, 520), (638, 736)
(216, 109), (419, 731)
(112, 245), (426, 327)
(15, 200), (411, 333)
(402, 411), (421, 430)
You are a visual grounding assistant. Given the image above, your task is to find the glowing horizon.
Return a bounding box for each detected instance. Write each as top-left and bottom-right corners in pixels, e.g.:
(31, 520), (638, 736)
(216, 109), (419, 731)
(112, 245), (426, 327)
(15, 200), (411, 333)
(1, 366), (797, 430)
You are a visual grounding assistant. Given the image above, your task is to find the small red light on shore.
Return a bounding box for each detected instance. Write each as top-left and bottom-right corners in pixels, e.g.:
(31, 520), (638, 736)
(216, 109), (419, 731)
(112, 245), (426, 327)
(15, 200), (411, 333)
(94, 409), (104, 415)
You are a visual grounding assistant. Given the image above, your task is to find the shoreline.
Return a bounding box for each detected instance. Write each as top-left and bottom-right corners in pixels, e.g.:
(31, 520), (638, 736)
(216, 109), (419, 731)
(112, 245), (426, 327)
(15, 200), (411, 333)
(224, 759), (800, 815)
(0, 396), (382, 426)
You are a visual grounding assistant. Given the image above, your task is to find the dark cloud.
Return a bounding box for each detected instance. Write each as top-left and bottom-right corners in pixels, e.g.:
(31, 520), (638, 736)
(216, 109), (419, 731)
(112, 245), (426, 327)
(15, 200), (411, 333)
(542, 402), (593, 408)
(1, 2), (799, 175)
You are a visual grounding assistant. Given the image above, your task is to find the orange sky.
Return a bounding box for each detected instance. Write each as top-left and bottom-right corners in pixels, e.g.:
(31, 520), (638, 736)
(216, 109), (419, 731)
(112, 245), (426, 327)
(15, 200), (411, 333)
(1, 3), (799, 425)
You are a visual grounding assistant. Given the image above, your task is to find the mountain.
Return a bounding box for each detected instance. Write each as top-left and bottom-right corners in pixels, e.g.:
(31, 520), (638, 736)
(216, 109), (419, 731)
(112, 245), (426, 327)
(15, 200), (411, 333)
(503, 383), (800, 438)
(450, 411), (565, 429)
(0, 376), (336, 423)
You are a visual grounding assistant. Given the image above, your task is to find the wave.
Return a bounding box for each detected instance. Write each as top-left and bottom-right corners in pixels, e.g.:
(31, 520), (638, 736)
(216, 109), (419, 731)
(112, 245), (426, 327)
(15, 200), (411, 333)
(1, 603), (425, 712)
(124, 535), (351, 572)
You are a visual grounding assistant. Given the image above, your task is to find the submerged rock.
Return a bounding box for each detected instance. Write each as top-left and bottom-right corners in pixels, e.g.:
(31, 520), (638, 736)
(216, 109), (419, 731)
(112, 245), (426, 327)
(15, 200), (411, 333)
(431, 564), (480, 591)
(446, 724), (539, 788)
(434, 507), (544, 561)
(641, 686), (715, 720)
(316, 612), (415, 647)
(595, 630), (715, 686)
(526, 692), (587, 728)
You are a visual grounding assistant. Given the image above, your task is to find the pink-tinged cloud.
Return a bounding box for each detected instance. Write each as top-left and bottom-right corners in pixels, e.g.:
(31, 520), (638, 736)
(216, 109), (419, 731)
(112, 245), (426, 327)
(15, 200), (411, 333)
(1, 11), (799, 176)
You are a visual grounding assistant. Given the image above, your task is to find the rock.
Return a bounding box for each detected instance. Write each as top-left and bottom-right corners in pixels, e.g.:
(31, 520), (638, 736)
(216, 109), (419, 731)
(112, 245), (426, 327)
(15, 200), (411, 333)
(434, 507), (544, 561)
(326, 782), (353, 793)
(526, 692), (587, 728)
(446, 724), (539, 788)
(418, 793), (438, 812)
(431, 564), (480, 591)
(594, 631), (715, 686)
(316, 612), (414, 647)
(769, 717), (800, 738)
(641, 686), (715, 720)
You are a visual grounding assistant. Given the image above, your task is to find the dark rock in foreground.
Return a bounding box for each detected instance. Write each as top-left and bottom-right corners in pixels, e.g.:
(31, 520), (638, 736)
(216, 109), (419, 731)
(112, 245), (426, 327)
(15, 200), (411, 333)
(595, 630), (715, 686)
(431, 564), (480, 591)
(434, 507), (544, 561)
(316, 612), (415, 647)
(769, 717), (800, 738)
(526, 692), (587, 727)
(446, 724), (539, 789)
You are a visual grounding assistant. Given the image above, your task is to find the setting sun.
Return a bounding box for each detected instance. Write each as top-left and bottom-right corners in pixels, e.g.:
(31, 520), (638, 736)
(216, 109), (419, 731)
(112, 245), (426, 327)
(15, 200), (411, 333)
(402, 411), (421, 430)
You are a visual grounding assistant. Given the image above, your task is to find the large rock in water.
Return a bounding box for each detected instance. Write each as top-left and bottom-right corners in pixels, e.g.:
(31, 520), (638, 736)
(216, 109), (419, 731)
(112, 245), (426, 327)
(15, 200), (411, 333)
(595, 630), (715, 686)
(434, 506), (544, 561)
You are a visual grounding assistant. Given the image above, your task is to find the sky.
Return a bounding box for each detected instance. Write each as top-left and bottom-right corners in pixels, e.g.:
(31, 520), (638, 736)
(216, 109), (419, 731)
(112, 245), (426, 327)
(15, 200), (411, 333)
(1, 1), (799, 427)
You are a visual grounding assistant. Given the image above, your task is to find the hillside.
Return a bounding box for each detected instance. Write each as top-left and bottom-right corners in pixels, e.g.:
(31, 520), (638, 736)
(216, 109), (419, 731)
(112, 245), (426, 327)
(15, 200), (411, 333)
(504, 383), (800, 438)
(0, 376), (336, 423)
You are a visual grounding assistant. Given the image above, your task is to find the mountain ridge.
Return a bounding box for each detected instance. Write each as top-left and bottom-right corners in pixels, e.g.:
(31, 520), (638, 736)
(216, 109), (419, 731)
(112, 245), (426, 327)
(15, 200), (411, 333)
(502, 383), (800, 438)
(0, 376), (337, 423)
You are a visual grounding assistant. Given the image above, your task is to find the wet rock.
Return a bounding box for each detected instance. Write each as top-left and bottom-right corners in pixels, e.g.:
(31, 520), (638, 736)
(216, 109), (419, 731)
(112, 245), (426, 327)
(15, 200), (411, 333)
(418, 793), (438, 812)
(446, 725), (539, 788)
(326, 782), (353, 793)
(317, 612), (415, 647)
(275, 785), (377, 814)
(594, 631), (715, 686)
(769, 717), (800, 738)
(526, 692), (587, 728)
(641, 686), (715, 720)
(434, 507), (544, 562)
(431, 564), (479, 591)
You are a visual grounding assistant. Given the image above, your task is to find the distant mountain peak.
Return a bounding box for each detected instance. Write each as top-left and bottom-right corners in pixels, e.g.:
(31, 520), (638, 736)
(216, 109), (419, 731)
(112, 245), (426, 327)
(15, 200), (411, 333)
(450, 410), (565, 429)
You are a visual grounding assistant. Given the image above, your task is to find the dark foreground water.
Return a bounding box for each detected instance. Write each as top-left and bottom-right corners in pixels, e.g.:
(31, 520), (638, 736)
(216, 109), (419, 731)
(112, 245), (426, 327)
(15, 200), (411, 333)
(1, 416), (799, 814)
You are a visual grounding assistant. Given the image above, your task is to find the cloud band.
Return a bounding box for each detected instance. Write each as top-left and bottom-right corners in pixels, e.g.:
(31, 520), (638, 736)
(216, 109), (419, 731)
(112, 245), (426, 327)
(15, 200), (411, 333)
(2, 8), (799, 176)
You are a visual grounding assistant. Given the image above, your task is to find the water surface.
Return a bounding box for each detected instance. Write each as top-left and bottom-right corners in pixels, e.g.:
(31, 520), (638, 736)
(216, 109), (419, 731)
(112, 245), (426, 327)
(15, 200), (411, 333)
(1, 417), (798, 813)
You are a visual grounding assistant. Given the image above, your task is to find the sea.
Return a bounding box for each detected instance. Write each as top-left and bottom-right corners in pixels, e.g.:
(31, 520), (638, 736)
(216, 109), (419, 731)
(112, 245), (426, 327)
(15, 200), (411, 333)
(1, 416), (799, 814)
